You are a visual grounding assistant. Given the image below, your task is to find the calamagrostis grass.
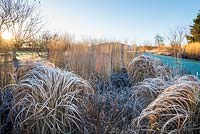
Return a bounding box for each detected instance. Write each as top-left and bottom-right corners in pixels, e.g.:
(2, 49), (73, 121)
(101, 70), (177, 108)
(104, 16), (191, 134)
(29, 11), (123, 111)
(12, 62), (94, 134)
(132, 76), (200, 134)
(127, 55), (171, 85)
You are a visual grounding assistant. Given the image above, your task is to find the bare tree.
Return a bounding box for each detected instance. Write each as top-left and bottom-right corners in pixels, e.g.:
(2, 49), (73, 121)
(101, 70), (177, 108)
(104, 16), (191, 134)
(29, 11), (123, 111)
(0, 0), (44, 63)
(167, 26), (188, 47)
(167, 26), (188, 59)
(155, 34), (164, 46)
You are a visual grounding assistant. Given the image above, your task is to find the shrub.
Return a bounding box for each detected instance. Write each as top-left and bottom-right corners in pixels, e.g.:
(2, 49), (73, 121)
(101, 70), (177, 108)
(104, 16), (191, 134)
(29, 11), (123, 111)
(0, 88), (17, 134)
(83, 87), (135, 134)
(82, 70), (136, 133)
(110, 68), (129, 88)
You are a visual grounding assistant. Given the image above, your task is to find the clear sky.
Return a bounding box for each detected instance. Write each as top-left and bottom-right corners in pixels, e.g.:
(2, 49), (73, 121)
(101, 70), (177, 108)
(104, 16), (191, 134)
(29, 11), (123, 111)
(41, 0), (200, 44)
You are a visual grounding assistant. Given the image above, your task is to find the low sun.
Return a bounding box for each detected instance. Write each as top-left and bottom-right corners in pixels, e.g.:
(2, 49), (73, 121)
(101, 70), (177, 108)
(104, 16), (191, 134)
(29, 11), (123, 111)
(2, 31), (13, 40)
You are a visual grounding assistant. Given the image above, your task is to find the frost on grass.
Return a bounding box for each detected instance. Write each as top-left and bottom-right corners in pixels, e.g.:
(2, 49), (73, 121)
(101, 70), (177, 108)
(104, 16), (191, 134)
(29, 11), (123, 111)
(0, 88), (17, 134)
(15, 61), (55, 82)
(1, 55), (200, 134)
(132, 76), (200, 134)
(130, 77), (172, 117)
(82, 70), (136, 133)
(174, 75), (200, 84)
(11, 62), (94, 134)
(128, 55), (172, 85)
(83, 88), (135, 133)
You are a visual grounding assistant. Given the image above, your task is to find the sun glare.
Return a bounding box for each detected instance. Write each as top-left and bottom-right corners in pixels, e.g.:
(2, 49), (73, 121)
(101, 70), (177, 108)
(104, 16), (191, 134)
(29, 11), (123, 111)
(2, 31), (13, 40)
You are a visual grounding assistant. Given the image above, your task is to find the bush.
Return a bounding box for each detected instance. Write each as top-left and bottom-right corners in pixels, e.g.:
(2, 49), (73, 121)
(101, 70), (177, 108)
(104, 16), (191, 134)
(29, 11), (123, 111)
(82, 70), (135, 133)
(0, 88), (17, 134)
(83, 92), (133, 133)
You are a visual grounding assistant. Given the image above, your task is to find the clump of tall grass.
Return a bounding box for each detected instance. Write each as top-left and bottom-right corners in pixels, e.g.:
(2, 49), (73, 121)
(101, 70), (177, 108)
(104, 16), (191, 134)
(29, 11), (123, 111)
(128, 55), (172, 85)
(132, 76), (200, 134)
(130, 77), (172, 116)
(12, 62), (94, 134)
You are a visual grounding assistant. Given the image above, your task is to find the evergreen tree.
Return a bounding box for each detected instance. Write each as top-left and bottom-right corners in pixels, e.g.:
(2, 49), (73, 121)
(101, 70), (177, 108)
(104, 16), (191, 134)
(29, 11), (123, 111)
(187, 11), (200, 43)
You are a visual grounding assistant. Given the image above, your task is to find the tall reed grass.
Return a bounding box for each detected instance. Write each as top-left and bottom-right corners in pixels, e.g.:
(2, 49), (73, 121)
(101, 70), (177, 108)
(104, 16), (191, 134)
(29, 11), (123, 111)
(183, 42), (200, 60)
(47, 35), (137, 81)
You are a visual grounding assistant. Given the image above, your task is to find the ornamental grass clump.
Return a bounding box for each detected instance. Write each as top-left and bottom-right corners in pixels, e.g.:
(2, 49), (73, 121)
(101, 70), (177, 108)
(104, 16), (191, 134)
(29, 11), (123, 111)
(12, 62), (94, 134)
(130, 77), (171, 116)
(132, 76), (200, 134)
(127, 55), (172, 85)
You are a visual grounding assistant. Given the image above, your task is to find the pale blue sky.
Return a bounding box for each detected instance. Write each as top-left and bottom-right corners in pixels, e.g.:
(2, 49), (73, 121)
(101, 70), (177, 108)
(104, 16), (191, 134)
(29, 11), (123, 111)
(41, 0), (200, 44)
